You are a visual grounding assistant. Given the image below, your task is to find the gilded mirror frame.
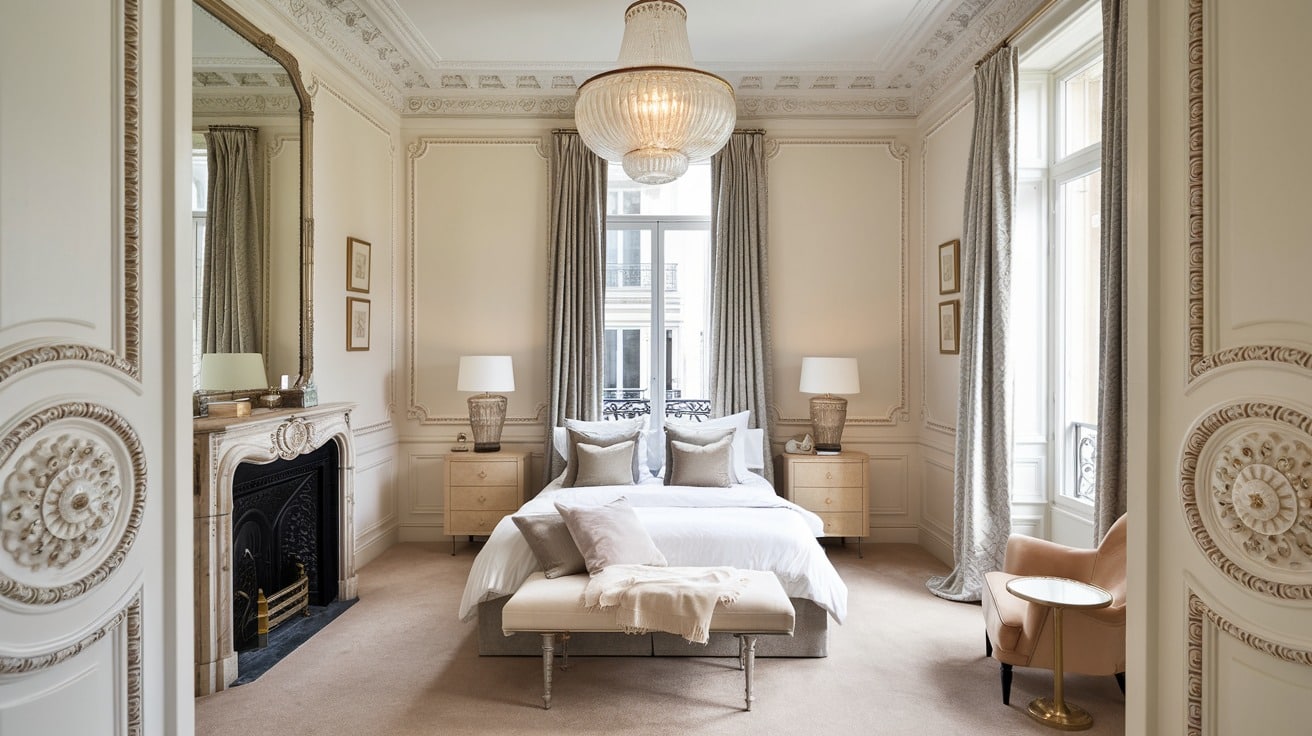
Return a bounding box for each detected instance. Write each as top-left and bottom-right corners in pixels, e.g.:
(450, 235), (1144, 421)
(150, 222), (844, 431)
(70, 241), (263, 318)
(194, 0), (315, 403)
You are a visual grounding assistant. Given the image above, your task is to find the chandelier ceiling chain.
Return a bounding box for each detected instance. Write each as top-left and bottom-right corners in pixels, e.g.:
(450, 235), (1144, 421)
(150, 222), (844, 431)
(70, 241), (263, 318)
(574, 0), (737, 185)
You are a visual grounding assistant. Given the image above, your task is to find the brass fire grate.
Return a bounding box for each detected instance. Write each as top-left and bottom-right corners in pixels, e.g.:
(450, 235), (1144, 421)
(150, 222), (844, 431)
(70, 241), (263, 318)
(255, 562), (310, 647)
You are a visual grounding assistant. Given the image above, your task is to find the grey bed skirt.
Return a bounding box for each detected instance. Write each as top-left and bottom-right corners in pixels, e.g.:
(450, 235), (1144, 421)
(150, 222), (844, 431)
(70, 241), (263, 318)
(476, 595), (829, 657)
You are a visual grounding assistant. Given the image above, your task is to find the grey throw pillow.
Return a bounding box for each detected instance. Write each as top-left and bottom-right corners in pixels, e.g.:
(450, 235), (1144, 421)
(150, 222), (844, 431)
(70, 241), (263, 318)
(512, 513), (586, 578)
(663, 424), (735, 486)
(573, 440), (637, 487)
(554, 496), (667, 575)
(666, 436), (734, 487)
(563, 425), (642, 487)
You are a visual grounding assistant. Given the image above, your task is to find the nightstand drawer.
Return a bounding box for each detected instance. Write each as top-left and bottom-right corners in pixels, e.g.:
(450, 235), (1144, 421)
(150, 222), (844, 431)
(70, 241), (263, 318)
(792, 461), (864, 487)
(448, 460), (520, 486)
(447, 510), (509, 535)
(448, 484), (520, 511)
(817, 512), (864, 537)
(792, 485), (864, 513)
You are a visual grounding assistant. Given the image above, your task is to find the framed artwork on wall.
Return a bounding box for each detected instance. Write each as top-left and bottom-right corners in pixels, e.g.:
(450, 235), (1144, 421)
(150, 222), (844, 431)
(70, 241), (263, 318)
(938, 239), (960, 294)
(347, 236), (371, 293)
(347, 297), (370, 351)
(938, 300), (960, 354)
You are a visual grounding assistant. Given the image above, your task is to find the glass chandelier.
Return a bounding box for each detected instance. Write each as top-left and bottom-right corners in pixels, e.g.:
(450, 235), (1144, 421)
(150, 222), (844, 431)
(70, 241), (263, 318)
(574, 0), (736, 185)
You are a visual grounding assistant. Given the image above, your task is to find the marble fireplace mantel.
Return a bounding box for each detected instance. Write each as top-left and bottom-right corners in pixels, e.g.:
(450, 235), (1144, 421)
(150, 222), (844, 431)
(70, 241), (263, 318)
(193, 402), (357, 696)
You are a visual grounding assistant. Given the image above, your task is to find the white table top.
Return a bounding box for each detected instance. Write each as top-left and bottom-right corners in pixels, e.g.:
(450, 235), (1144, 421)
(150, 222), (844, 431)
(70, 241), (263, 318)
(1005, 576), (1113, 610)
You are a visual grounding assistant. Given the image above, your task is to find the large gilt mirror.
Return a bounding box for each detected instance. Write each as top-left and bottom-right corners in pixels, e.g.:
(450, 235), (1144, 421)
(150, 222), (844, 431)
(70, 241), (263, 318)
(192, 0), (314, 407)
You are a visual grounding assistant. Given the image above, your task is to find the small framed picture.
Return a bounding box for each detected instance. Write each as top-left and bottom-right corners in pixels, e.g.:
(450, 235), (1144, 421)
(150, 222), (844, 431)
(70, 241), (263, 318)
(346, 297), (370, 351)
(938, 239), (960, 294)
(938, 300), (960, 355)
(347, 237), (371, 293)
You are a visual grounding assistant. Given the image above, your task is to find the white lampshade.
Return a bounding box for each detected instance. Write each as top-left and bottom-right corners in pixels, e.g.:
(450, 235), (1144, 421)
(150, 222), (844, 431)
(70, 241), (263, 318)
(574, 0), (736, 185)
(199, 352), (267, 391)
(799, 357), (860, 395)
(457, 356), (515, 393)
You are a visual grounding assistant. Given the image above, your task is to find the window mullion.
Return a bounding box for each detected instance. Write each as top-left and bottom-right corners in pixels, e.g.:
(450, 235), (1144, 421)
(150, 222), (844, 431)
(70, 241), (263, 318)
(651, 222), (666, 426)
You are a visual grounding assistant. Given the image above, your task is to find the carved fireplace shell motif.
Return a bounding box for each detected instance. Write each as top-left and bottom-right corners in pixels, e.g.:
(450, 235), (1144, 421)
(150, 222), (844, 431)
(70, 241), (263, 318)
(193, 402), (357, 696)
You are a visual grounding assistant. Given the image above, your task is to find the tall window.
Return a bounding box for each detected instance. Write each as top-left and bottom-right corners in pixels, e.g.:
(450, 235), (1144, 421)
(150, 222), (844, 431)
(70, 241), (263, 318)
(602, 161), (712, 424)
(1015, 3), (1103, 522)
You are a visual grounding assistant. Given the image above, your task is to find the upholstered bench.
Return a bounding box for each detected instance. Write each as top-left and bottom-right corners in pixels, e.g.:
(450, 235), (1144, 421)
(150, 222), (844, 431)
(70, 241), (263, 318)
(502, 569), (795, 711)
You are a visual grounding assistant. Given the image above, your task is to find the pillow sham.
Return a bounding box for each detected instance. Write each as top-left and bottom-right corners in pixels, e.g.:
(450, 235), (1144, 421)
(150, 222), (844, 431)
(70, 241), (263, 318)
(573, 439), (636, 487)
(561, 423), (643, 487)
(511, 513), (586, 578)
(554, 417), (648, 484)
(664, 410), (753, 481)
(662, 424), (736, 486)
(554, 496), (667, 574)
(666, 436), (734, 487)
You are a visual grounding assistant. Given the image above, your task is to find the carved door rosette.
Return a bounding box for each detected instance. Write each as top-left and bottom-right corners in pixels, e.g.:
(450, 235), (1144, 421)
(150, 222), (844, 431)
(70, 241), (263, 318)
(0, 403), (145, 608)
(1180, 401), (1312, 601)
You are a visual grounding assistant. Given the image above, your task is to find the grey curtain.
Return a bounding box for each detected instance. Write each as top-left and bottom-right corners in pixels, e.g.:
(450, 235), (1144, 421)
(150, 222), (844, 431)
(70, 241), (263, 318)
(202, 126), (263, 354)
(545, 131), (607, 481)
(709, 131), (775, 482)
(928, 48), (1017, 602)
(1094, 0), (1128, 540)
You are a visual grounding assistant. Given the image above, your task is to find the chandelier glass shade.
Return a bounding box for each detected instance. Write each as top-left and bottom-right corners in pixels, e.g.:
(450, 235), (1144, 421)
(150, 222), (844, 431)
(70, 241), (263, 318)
(575, 0), (736, 185)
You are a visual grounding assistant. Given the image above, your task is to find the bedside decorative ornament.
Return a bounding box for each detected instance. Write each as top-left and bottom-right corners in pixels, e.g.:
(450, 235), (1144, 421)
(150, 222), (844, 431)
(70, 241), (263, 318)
(452, 432), (470, 453)
(784, 434), (815, 455)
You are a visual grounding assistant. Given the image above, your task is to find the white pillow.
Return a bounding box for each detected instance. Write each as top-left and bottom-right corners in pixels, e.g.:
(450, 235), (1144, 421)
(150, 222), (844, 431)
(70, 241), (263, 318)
(665, 410), (752, 481)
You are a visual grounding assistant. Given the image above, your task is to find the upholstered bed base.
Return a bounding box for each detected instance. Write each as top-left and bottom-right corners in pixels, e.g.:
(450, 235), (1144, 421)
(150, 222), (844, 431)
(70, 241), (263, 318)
(476, 595), (829, 657)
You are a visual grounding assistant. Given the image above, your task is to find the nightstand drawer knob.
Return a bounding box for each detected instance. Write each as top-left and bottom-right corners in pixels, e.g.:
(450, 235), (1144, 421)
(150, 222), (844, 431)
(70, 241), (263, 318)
(825, 497), (833, 505)
(825, 471), (833, 480)
(477, 470), (487, 480)
(478, 495), (487, 504)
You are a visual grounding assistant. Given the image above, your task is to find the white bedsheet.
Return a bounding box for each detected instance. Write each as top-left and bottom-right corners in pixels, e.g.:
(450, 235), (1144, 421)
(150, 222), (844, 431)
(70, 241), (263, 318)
(456, 474), (849, 624)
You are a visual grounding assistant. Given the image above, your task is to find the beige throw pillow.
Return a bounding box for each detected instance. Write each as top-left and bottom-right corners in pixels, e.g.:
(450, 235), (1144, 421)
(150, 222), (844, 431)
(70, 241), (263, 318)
(562, 425), (642, 487)
(663, 424), (735, 486)
(666, 436), (734, 487)
(512, 513), (586, 578)
(554, 496), (667, 575)
(573, 440), (636, 487)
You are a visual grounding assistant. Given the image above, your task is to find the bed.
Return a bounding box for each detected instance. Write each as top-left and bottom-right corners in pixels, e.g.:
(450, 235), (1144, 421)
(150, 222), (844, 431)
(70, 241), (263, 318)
(458, 470), (849, 657)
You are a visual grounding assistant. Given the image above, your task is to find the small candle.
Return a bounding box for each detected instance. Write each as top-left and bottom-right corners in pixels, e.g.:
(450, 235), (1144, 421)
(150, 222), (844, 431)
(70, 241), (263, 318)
(280, 374), (290, 390)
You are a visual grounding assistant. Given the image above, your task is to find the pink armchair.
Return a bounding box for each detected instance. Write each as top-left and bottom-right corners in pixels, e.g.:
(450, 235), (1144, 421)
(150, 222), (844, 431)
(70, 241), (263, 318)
(980, 515), (1127, 704)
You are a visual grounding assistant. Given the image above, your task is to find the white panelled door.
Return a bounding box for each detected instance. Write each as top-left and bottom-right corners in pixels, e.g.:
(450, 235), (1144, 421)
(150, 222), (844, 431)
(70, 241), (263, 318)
(1, 1), (191, 734)
(1131, 0), (1312, 733)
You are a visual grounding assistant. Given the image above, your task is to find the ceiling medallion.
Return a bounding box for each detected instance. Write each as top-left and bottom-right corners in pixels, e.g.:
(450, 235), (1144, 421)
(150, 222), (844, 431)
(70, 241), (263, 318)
(574, 0), (736, 185)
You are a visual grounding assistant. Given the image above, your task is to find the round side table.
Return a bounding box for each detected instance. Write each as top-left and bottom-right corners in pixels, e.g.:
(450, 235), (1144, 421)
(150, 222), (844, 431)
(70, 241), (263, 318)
(1004, 576), (1113, 731)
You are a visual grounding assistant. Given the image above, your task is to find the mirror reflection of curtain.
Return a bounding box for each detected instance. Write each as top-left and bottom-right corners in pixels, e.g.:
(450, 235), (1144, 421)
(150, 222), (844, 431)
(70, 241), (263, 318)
(203, 125), (263, 354)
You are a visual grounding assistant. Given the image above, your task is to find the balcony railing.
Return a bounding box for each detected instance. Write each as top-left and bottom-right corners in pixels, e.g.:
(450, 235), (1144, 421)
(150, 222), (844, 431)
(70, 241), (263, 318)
(605, 263), (678, 291)
(601, 394), (711, 422)
(1072, 422), (1098, 503)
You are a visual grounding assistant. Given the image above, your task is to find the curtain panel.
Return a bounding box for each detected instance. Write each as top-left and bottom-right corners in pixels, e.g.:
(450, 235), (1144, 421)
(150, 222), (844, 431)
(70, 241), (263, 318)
(202, 125), (263, 354)
(927, 48), (1017, 603)
(545, 131), (607, 481)
(709, 131), (775, 482)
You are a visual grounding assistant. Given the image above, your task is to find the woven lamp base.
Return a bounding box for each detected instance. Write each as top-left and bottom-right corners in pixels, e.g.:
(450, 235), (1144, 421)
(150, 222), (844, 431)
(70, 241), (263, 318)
(809, 395), (848, 455)
(467, 393), (508, 452)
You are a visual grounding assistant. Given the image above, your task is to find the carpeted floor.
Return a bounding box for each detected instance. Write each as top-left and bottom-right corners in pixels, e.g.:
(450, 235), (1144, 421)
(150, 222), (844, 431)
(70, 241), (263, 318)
(195, 541), (1125, 735)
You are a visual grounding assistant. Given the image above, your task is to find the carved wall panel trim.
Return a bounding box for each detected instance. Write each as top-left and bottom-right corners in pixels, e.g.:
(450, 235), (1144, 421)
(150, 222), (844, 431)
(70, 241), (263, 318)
(1185, 0), (1312, 382)
(0, 591), (142, 733)
(0, 403), (145, 608)
(765, 138), (910, 426)
(1186, 589), (1312, 735)
(1180, 401), (1312, 601)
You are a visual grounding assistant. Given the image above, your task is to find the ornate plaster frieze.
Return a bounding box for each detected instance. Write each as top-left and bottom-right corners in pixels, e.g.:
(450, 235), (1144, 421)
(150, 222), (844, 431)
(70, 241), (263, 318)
(0, 591), (142, 733)
(1185, 0), (1312, 381)
(1186, 589), (1312, 735)
(0, 404), (145, 608)
(193, 93), (301, 116)
(1180, 401), (1312, 601)
(404, 95), (575, 118)
(739, 95), (915, 119)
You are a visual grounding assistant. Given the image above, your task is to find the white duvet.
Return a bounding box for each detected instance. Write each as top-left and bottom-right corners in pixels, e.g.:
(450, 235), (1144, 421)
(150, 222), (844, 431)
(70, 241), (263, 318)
(456, 474), (849, 624)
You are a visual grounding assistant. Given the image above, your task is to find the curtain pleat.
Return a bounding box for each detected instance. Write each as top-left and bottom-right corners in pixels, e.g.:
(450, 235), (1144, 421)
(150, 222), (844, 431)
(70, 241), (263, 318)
(1094, 0), (1129, 540)
(202, 126), (263, 354)
(708, 132), (775, 482)
(545, 132), (607, 481)
(927, 48), (1017, 602)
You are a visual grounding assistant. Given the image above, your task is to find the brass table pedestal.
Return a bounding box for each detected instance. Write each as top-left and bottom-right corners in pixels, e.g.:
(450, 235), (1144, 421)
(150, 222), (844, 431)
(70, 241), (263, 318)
(1005, 576), (1114, 731)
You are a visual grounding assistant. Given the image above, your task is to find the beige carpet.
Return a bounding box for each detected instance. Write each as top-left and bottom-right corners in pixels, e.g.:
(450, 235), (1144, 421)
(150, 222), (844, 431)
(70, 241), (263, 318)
(195, 542), (1125, 735)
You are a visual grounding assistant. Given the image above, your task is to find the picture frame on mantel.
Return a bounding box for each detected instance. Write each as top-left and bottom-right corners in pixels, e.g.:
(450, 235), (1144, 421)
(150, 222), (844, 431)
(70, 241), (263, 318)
(938, 239), (960, 294)
(347, 297), (370, 351)
(347, 236), (371, 293)
(938, 300), (960, 354)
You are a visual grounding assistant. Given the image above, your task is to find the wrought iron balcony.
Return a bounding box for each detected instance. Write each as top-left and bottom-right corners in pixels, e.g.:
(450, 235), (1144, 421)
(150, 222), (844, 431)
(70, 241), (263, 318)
(605, 263), (678, 291)
(601, 394), (711, 421)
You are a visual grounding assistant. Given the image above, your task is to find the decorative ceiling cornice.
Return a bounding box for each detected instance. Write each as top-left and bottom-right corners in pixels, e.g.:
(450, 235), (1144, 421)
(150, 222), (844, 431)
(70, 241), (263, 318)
(267, 0), (1047, 119)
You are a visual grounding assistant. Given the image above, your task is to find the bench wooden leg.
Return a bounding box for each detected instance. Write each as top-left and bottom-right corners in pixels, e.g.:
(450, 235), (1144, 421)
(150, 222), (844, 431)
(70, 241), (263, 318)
(740, 634), (758, 711)
(540, 633), (554, 710)
(560, 632), (570, 670)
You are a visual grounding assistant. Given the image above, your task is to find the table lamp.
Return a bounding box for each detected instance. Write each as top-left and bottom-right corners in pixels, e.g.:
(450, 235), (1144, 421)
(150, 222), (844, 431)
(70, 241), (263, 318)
(799, 356), (860, 455)
(457, 355), (515, 453)
(200, 352), (267, 392)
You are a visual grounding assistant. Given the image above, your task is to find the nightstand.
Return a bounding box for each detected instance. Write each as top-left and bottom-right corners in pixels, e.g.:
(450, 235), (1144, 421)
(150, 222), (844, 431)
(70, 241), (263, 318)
(444, 450), (528, 555)
(781, 450), (869, 557)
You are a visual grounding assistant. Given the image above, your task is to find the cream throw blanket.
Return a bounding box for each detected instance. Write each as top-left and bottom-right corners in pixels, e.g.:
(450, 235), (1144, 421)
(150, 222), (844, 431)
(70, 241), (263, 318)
(583, 565), (751, 644)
